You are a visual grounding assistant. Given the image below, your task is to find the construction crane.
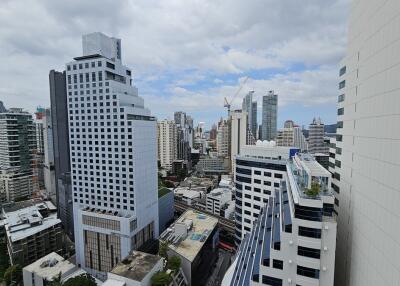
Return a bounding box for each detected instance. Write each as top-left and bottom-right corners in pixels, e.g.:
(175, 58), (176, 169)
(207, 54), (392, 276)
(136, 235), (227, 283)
(223, 76), (249, 116)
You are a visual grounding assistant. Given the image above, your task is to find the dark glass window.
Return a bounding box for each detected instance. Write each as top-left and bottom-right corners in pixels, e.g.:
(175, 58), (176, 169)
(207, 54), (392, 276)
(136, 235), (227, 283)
(298, 246), (320, 259)
(297, 265), (320, 279)
(298, 226), (321, 239)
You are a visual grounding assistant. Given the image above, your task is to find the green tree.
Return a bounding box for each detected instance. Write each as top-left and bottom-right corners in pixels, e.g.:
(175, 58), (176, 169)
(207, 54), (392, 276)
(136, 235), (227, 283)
(159, 241), (169, 259)
(4, 264), (22, 285)
(166, 256), (181, 272)
(306, 182), (320, 197)
(47, 272), (63, 286)
(62, 273), (96, 286)
(151, 272), (172, 286)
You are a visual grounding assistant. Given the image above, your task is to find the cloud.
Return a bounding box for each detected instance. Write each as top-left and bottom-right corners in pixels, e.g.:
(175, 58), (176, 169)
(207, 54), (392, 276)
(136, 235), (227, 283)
(0, 0), (350, 127)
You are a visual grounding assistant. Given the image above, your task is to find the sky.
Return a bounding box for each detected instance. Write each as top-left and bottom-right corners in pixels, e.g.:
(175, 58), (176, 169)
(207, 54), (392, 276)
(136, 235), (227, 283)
(0, 0), (350, 129)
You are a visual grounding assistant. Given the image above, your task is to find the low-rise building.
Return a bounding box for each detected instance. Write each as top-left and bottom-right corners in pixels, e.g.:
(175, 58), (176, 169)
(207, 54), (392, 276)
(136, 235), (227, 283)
(206, 188), (232, 217)
(195, 157), (229, 175)
(2, 200), (63, 267)
(174, 187), (202, 206)
(159, 210), (219, 286)
(23, 252), (78, 286)
(104, 251), (164, 286)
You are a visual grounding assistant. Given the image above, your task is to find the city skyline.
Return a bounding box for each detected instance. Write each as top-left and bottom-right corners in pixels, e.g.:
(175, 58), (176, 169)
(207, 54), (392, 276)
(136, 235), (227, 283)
(0, 0), (350, 129)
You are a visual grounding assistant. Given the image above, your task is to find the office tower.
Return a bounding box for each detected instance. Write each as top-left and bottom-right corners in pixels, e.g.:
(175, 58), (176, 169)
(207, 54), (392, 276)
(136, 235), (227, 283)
(174, 111), (186, 127)
(0, 101), (6, 113)
(276, 120), (308, 151)
(225, 153), (336, 286)
(234, 142), (295, 243)
(261, 90), (278, 141)
(334, 2), (400, 285)
(157, 120), (177, 171)
(174, 111), (192, 164)
(308, 118), (328, 154)
(209, 124), (217, 140)
(34, 107), (45, 191)
(217, 118), (229, 158)
(230, 110), (247, 171)
(0, 108), (35, 202)
(242, 91), (257, 140)
(49, 70), (74, 240)
(43, 108), (56, 201)
(66, 32), (158, 279)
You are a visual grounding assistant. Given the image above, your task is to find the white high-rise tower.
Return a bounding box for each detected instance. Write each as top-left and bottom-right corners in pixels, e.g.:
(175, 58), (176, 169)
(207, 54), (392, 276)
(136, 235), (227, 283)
(67, 32), (158, 280)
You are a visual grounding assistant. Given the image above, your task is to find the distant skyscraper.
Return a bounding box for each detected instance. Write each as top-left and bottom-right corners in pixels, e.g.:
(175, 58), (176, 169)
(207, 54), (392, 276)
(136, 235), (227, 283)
(217, 118), (229, 158)
(174, 111), (192, 164)
(42, 108), (56, 201)
(66, 32), (158, 279)
(308, 118), (327, 154)
(0, 108), (35, 202)
(334, 2), (400, 286)
(261, 90), (278, 141)
(34, 107), (45, 191)
(0, 101), (7, 113)
(242, 91), (257, 140)
(157, 120), (177, 171)
(49, 69), (74, 240)
(230, 110), (247, 171)
(209, 124), (217, 140)
(276, 120), (308, 151)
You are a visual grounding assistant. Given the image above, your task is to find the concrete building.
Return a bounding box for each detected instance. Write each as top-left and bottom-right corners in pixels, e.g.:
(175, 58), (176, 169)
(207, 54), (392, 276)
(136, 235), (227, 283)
(217, 118), (229, 158)
(34, 107), (46, 191)
(276, 120), (308, 151)
(0, 108), (36, 202)
(157, 120), (177, 171)
(0, 101), (6, 113)
(174, 111), (193, 165)
(159, 210), (219, 286)
(242, 91), (257, 140)
(308, 118), (328, 154)
(67, 32), (158, 280)
(206, 187), (232, 217)
(49, 69), (74, 240)
(261, 91), (278, 141)
(224, 153), (336, 286)
(43, 108), (56, 201)
(23, 252), (82, 286)
(230, 110), (248, 171)
(334, 2), (400, 285)
(103, 251), (163, 286)
(195, 156), (229, 175)
(1, 200), (63, 267)
(234, 142), (297, 243)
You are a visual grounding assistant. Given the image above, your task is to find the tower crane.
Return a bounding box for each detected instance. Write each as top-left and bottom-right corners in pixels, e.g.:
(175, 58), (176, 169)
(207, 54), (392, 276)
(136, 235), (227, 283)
(223, 76), (249, 116)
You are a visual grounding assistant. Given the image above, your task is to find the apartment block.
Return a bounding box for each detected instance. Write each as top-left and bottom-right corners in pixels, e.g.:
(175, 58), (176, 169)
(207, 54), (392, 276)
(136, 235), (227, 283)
(224, 154), (336, 286)
(157, 120), (177, 171)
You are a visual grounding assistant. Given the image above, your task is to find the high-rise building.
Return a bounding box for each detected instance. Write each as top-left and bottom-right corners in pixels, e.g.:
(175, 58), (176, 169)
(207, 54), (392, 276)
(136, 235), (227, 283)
(174, 111), (193, 165)
(209, 124), (217, 140)
(234, 142), (295, 243)
(157, 120), (177, 171)
(276, 120), (308, 151)
(230, 110), (248, 171)
(261, 90), (278, 141)
(308, 117), (328, 154)
(217, 118), (229, 158)
(66, 32), (158, 279)
(43, 108), (56, 201)
(34, 107), (45, 191)
(334, 2), (400, 285)
(0, 108), (36, 202)
(0, 101), (7, 113)
(242, 91), (257, 140)
(49, 70), (74, 240)
(225, 153), (336, 286)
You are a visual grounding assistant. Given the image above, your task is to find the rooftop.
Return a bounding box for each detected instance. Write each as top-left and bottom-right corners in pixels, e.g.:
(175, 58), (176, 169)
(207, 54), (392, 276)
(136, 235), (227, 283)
(23, 252), (76, 281)
(208, 188), (231, 198)
(2, 200), (60, 242)
(160, 210), (218, 262)
(110, 251), (162, 282)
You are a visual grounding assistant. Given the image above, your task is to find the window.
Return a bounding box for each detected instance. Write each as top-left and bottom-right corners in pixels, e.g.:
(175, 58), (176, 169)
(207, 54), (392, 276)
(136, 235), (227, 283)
(339, 66), (346, 76)
(273, 259), (283, 270)
(264, 172), (271, 177)
(274, 173), (283, 179)
(337, 107), (344, 115)
(264, 181), (271, 186)
(254, 179), (261, 184)
(336, 134), (343, 142)
(298, 226), (321, 239)
(298, 246), (320, 259)
(338, 94), (345, 102)
(254, 170), (261, 175)
(336, 147), (342, 155)
(262, 276), (282, 286)
(339, 80), (346, 89)
(297, 265), (320, 279)
(337, 121), (343, 128)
